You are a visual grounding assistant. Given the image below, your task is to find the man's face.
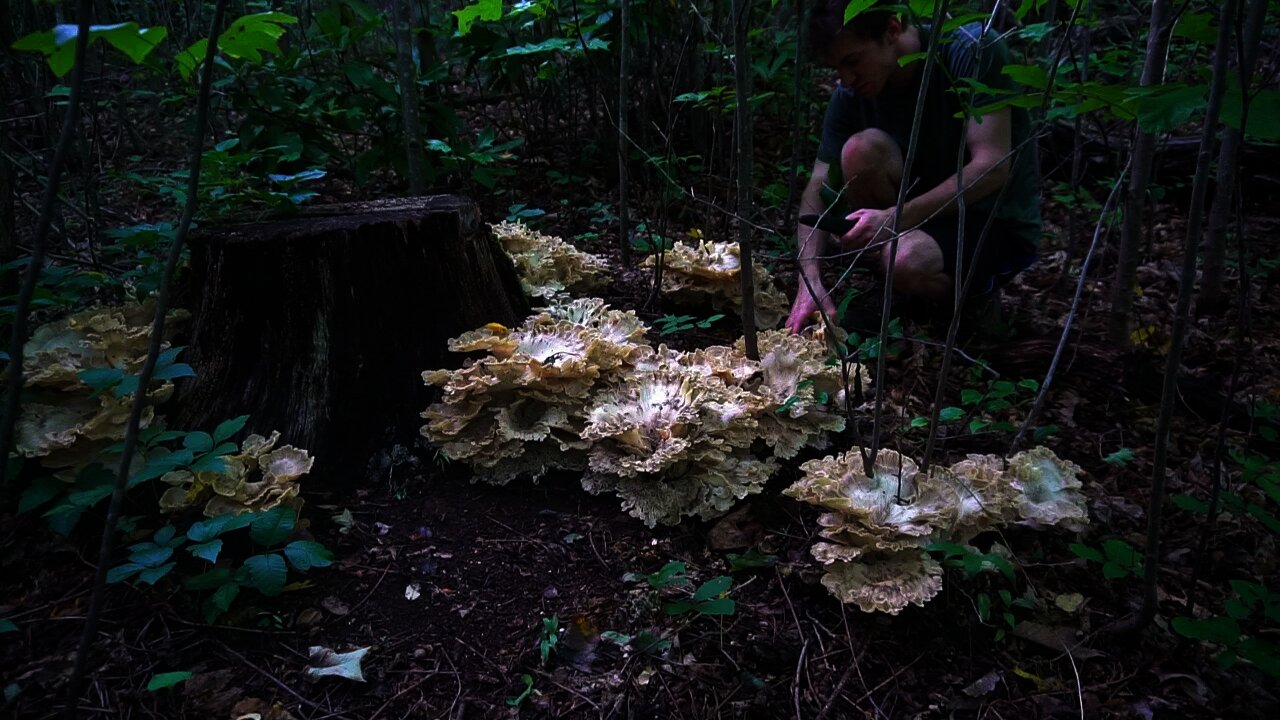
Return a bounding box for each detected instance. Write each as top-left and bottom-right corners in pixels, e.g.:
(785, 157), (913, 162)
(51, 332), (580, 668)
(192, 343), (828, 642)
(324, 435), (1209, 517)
(821, 23), (902, 98)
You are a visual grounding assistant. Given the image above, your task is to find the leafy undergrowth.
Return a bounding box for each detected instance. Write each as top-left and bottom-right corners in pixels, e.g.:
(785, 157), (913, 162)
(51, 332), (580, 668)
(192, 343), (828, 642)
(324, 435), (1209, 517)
(3, 204), (1279, 719)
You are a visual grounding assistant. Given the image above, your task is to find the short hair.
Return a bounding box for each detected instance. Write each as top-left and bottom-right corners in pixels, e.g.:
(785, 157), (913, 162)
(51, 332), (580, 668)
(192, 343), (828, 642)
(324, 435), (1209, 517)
(808, 1), (907, 53)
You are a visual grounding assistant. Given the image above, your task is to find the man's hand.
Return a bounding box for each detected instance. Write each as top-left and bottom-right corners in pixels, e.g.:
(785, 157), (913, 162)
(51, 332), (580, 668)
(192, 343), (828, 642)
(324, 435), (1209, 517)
(785, 285), (837, 334)
(839, 207), (896, 249)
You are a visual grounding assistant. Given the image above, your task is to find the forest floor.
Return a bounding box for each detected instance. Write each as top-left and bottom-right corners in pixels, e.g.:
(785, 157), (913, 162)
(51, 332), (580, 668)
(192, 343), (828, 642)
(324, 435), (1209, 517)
(3, 174), (1280, 719)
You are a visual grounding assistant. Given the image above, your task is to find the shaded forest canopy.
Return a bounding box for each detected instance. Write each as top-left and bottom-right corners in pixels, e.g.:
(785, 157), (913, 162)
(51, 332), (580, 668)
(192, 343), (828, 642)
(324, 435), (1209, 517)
(1, 1), (1279, 718)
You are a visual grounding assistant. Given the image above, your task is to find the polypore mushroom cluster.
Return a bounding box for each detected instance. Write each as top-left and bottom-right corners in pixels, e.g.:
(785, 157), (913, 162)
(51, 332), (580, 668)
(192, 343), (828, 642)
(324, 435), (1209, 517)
(641, 240), (790, 329)
(491, 221), (609, 300)
(422, 302), (863, 526)
(785, 446), (1086, 614)
(16, 300), (189, 470)
(159, 431), (314, 517)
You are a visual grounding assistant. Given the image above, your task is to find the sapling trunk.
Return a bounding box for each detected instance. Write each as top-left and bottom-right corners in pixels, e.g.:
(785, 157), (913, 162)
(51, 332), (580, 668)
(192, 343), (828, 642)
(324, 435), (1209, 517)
(0, 0), (94, 489)
(1106, 0), (1173, 345)
(64, 1), (228, 710)
(617, 0), (632, 268)
(388, 0), (425, 192)
(1199, 0), (1267, 312)
(868, 0), (949, 472)
(732, 0), (758, 359)
(783, 0), (807, 232)
(1134, 0), (1240, 632)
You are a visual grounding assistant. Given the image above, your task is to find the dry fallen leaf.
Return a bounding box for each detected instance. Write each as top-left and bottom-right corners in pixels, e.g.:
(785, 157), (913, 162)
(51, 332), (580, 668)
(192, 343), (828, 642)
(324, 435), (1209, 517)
(303, 646), (370, 682)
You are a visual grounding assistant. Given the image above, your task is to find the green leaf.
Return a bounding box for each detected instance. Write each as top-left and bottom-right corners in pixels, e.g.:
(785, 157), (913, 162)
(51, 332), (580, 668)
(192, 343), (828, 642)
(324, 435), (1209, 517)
(0, 618), (16, 634)
(1221, 88), (1280, 142)
(184, 568), (232, 590)
(1172, 11), (1217, 44)
(283, 541), (333, 571)
(175, 38), (207, 80)
(1172, 493), (1210, 513)
(696, 598), (736, 616)
(250, 507), (296, 546)
(961, 389), (984, 406)
(1069, 543), (1104, 563)
(1002, 64), (1048, 89)
(107, 562), (144, 584)
(128, 542), (174, 568)
(1102, 562), (1129, 579)
(188, 540), (223, 563)
(183, 432), (214, 453)
(146, 671), (192, 691)
(217, 12), (297, 64)
(663, 600), (694, 615)
(454, 0), (502, 35)
(152, 363), (195, 381)
(137, 562), (176, 585)
(843, 0), (878, 23)
(207, 582), (240, 615)
(939, 406), (964, 422)
(692, 576), (732, 602)
(14, 23), (167, 77)
(1104, 448), (1135, 465)
(187, 514), (253, 542)
(19, 476), (65, 514)
(213, 416), (250, 444)
(1173, 616), (1241, 645)
(1135, 84), (1207, 134)
(242, 553), (287, 596)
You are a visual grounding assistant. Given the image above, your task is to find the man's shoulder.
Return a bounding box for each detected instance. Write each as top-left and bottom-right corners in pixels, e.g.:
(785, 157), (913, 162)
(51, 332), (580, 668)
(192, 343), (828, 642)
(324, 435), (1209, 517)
(936, 22), (1011, 77)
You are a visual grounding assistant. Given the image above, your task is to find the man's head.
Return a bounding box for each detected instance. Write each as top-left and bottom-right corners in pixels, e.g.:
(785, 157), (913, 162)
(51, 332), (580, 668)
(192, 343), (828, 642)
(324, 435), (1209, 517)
(809, 1), (913, 98)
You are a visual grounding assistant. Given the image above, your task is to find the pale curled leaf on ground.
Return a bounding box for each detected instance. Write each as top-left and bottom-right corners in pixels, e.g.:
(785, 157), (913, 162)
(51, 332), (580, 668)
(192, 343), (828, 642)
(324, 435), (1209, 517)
(303, 646), (370, 682)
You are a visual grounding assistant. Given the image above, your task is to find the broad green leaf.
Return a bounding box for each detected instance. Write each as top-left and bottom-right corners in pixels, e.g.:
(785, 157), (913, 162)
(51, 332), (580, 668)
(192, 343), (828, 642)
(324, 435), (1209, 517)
(1069, 543), (1104, 563)
(128, 542), (174, 568)
(844, 0), (879, 23)
(692, 576), (732, 602)
(284, 541), (334, 571)
(209, 412), (247, 440)
(250, 507), (296, 546)
(187, 514), (253, 542)
(1135, 84), (1207, 134)
(939, 406), (964, 422)
(1221, 89), (1280, 142)
(242, 553), (287, 596)
(1104, 448), (1135, 465)
(1172, 12), (1217, 44)
(137, 562), (175, 585)
(207, 582), (240, 615)
(696, 598), (736, 616)
(454, 0), (502, 35)
(188, 540), (223, 563)
(175, 39), (207, 80)
(14, 23), (167, 77)
(0, 618), (17, 634)
(217, 12), (296, 63)
(107, 562), (144, 584)
(1172, 493), (1209, 513)
(153, 363), (196, 381)
(1173, 616), (1241, 644)
(19, 476), (65, 514)
(183, 432), (214, 453)
(146, 671), (192, 691)
(1002, 64), (1048, 89)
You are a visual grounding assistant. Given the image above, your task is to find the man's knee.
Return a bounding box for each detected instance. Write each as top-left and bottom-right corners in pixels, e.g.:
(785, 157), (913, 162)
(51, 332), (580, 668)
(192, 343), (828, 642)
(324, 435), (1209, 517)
(884, 232), (948, 298)
(840, 129), (899, 180)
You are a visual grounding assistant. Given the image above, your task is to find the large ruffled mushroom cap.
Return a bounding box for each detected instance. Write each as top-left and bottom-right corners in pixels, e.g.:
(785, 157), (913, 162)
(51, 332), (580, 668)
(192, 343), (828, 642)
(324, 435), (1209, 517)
(1008, 447), (1088, 532)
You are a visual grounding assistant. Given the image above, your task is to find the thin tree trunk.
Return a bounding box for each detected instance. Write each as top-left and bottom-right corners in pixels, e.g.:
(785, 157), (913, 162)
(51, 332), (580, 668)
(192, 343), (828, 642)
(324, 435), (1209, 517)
(1107, 0), (1174, 345)
(0, 0), (94, 488)
(782, 0), (807, 232)
(733, 0), (757, 359)
(1199, 0), (1266, 312)
(1134, 0), (1240, 633)
(388, 0), (425, 192)
(618, 0), (631, 267)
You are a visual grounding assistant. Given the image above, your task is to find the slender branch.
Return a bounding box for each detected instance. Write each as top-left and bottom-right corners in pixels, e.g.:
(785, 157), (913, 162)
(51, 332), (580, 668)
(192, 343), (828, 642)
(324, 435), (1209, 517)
(867, 0), (950, 471)
(64, 1), (229, 711)
(0, 0), (95, 488)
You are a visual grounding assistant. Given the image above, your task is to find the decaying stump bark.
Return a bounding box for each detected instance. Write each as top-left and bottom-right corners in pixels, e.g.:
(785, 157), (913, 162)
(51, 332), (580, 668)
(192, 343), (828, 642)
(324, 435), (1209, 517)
(174, 195), (529, 482)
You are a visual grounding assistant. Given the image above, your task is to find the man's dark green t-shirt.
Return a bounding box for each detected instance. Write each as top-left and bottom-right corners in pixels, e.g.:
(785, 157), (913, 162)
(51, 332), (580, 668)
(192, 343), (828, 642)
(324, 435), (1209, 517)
(816, 22), (1041, 250)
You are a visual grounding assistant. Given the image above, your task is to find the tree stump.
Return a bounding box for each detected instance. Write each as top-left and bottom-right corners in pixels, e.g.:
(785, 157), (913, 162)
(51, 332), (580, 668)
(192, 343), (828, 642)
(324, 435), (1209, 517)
(173, 195), (529, 483)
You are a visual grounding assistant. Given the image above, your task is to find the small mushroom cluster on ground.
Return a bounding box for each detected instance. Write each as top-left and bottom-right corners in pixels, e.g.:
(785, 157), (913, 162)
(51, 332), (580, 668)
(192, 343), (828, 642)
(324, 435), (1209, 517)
(641, 240), (790, 329)
(422, 298), (865, 526)
(16, 300), (188, 471)
(785, 447), (1088, 613)
(491, 221), (609, 300)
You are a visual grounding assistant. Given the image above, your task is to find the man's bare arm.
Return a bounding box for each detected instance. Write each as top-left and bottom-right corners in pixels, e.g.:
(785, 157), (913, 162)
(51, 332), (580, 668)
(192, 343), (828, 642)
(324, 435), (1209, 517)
(786, 161), (838, 333)
(898, 107), (1013, 229)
